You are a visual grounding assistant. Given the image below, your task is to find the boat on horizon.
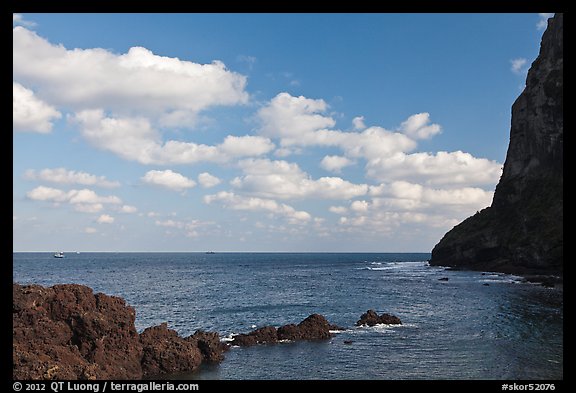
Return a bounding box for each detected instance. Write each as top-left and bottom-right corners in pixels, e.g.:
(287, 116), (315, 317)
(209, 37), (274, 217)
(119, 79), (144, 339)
(53, 252), (64, 258)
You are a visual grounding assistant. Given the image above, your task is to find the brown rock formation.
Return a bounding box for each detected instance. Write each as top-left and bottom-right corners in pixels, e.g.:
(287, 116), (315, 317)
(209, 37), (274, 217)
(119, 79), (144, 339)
(13, 283), (143, 380)
(230, 313), (341, 346)
(356, 309), (402, 326)
(12, 283), (226, 380)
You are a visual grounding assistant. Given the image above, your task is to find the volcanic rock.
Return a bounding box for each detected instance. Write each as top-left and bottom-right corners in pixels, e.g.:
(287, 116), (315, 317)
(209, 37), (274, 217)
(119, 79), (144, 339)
(13, 283), (227, 380)
(13, 283), (143, 380)
(231, 313), (338, 346)
(139, 323), (202, 378)
(356, 309), (402, 326)
(230, 326), (278, 346)
(429, 13), (563, 276)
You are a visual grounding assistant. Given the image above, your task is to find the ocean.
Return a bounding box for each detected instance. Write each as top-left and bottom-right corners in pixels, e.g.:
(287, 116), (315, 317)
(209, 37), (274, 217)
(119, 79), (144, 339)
(12, 252), (563, 380)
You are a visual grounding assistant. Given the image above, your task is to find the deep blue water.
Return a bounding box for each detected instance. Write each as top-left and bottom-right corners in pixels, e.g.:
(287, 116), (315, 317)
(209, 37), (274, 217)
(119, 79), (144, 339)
(12, 252), (563, 380)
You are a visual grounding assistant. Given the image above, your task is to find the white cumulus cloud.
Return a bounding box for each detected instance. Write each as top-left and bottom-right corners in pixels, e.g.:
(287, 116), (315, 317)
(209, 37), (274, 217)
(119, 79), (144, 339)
(96, 214), (115, 224)
(365, 150), (502, 187)
(13, 82), (61, 133)
(26, 186), (122, 213)
(118, 205), (138, 214)
(399, 112), (441, 140)
(13, 26), (248, 125)
(198, 172), (221, 188)
(204, 191), (311, 224)
(13, 14), (36, 27)
(352, 116), (366, 130)
(24, 167), (120, 188)
(154, 219), (210, 238)
(320, 155), (354, 173)
(537, 13), (554, 30)
(232, 158), (368, 200)
(72, 110), (274, 165)
(510, 58), (528, 74)
(257, 92), (336, 141)
(256, 93), (417, 160)
(141, 170), (196, 192)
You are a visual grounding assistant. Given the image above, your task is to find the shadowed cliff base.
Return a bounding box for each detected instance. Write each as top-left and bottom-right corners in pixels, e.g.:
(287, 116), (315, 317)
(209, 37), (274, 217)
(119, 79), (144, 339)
(430, 13), (563, 279)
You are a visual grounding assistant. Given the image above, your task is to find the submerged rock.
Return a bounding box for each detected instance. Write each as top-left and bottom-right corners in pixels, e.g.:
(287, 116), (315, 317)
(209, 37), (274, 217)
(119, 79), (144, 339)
(356, 309), (402, 326)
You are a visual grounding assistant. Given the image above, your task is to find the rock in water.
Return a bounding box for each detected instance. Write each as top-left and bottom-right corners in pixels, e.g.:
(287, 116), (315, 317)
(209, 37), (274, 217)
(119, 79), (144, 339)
(356, 309), (402, 326)
(429, 13), (563, 276)
(139, 323), (202, 378)
(230, 313), (338, 346)
(230, 326), (279, 346)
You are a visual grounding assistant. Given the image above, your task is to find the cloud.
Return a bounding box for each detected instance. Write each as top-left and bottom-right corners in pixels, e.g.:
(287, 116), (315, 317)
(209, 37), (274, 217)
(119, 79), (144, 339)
(320, 155), (354, 173)
(26, 186), (122, 213)
(510, 58), (528, 74)
(352, 116), (366, 130)
(72, 110), (274, 165)
(350, 200), (369, 213)
(141, 169), (196, 192)
(257, 92), (336, 141)
(154, 219), (209, 238)
(118, 205), (138, 213)
(198, 172), (221, 188)
(232, 158), (368, 200)
(399, 112), (441, 140)
(204, 191), (311, 224)
(24, 167), (120, 188)
(96, 214), (115, 224)
(365, 150), (502, 187)
(537, 13), (554, 30)
(334, 180), (494, 239)
(256, 93), (417, 159)
(13, 82), (61, 133)
(13, 26), (248, 125)
(237, 54), (257, 70)
(369, 180), (494, 210)
(329, 206), (348, 214)
(218, 135), (275, 157)
(13, 14), (36, 27)
(84, 227), (98, 234)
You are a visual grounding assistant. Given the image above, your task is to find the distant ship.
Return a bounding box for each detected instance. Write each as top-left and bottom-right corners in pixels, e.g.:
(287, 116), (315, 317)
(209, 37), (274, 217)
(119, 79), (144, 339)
(53, 252), (64, 258)
(205, 251), (216, 254)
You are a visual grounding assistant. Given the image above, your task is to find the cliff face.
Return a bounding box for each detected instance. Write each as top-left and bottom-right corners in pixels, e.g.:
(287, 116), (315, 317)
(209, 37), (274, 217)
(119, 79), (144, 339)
(429, 13), (563, 275)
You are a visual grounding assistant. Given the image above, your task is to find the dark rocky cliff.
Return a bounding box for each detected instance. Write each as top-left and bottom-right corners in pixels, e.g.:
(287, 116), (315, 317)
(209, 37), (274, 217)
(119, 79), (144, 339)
(429, 13), (563, 275)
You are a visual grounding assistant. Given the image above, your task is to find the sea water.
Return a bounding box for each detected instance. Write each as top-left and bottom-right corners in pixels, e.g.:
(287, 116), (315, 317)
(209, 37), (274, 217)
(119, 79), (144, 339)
(12, 252), (563, 380)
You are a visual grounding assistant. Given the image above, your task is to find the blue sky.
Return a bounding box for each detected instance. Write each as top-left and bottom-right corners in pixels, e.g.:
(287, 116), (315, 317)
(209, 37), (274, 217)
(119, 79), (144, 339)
(13, 13), (552, 252)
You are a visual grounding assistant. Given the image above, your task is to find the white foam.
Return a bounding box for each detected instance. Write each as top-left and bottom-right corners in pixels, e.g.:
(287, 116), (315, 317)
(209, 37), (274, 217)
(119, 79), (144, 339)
(220, 334), (237, 342)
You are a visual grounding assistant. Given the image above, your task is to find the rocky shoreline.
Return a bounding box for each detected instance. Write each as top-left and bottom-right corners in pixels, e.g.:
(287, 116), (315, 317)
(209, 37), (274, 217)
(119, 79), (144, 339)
(13, 282), (400, 380)
(13, 283), (228, 380)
